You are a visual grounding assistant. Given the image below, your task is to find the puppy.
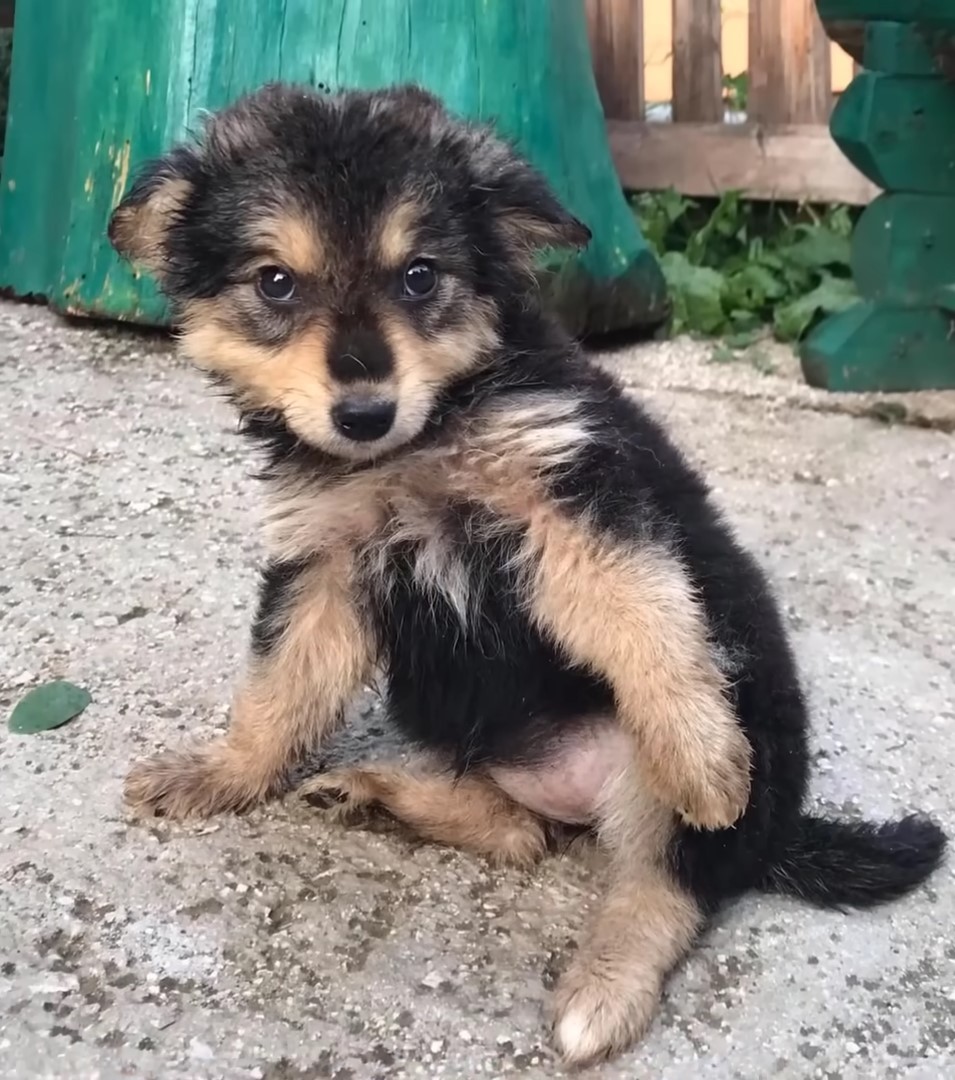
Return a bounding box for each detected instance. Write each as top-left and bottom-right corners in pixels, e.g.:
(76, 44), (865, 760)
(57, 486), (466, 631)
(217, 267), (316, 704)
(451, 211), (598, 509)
(109, 84), (946, 1064)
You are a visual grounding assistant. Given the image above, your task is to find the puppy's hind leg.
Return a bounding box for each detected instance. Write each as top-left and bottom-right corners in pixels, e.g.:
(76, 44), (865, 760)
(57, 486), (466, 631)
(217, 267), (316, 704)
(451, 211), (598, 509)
(552, 765), (701, 1065)
(298, 759), (548, 868)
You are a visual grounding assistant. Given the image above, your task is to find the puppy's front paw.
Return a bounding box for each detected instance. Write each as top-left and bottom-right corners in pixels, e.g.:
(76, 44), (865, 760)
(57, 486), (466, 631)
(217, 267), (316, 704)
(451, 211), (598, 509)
(125, 740), (270, 820)
(674, 722), (752, 831)
(553, 966), (658, 1065)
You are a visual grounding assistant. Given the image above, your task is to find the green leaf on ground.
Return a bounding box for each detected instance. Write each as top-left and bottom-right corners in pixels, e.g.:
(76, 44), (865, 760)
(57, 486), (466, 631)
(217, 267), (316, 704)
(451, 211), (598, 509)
(774, 276), (858, 342)
(660, 252), (728, 336)
(709, 344), (738, 365)
(724, 327), (765, 349)
(9, 680), (92, 734)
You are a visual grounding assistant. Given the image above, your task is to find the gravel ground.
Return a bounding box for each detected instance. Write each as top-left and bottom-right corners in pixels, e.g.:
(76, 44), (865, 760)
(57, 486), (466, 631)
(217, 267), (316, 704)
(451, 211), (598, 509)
(1, 301), (953, 1080)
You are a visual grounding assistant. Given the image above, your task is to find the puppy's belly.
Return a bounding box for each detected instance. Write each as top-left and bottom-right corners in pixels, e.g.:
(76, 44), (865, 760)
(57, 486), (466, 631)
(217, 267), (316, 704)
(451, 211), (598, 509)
(488, 719), (630, 825)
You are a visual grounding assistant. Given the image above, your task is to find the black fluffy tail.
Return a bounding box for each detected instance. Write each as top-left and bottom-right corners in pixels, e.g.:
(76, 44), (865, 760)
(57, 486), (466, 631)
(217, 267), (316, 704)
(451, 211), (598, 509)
(759, 814), (947, 910)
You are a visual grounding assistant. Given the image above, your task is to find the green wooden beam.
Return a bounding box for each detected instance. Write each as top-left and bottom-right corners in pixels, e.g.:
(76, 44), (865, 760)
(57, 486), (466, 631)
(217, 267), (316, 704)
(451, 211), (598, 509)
(802, 303), (955, 392)
(831, 73), (955, 192)
(852, 194), (955, 306)
(818, 1), (955, 24)
(865, 20), (944, 75)
(805, 12), (955, 391)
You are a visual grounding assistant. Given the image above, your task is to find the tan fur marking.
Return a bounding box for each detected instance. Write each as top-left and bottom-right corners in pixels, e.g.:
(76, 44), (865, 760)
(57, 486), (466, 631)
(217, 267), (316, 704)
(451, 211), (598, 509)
(260, 394), (582, 564)
(246, 212), (324, 275)
(521, 511), (751, 829)
(553, 768), (698, 1063)
(394, 402), (749, 829)
(125, 554), (373, 819)
(377, 199), (422, 266)
(179, 303), (342, 444)
(261, 467), (391, 560)
(110, 177), (191, 271)
(298, 761), (547, 867)
(553, 865), (701, 1063)
(383, 300), (501, 382)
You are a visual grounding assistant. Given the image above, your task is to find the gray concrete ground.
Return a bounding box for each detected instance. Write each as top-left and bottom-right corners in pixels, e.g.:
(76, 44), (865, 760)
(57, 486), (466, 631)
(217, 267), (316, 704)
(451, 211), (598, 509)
(1, 299), (953, 1080)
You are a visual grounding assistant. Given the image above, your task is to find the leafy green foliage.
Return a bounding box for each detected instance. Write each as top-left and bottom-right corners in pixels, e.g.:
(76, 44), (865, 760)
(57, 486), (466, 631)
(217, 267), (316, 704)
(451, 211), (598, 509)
(722, 72), (749, 112)
(633, 191), (859, 342)
(9, 681), (92, 734)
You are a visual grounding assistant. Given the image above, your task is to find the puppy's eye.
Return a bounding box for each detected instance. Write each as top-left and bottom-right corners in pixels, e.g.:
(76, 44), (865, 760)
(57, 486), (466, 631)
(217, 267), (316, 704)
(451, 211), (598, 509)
(402, 259), (437, 299)
(257, 265), (298, 303)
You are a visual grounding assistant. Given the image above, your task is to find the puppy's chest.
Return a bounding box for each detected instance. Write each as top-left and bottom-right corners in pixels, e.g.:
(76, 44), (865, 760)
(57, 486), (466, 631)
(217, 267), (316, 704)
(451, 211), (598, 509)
(361, 494), (612, 762)
(362, 492), (516, 634)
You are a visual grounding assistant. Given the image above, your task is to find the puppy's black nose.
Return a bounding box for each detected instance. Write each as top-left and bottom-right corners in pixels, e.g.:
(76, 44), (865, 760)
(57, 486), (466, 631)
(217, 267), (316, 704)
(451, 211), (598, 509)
(332, 399), (396, 442)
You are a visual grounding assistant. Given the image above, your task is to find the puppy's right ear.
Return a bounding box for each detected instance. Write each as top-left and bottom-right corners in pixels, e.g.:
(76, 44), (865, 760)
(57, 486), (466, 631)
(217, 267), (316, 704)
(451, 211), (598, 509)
(108, 149), (195, 275)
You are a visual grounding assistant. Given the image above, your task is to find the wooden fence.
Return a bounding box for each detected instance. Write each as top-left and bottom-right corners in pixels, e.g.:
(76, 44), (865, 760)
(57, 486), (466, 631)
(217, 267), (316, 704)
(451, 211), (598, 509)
(585, 0), (878, 205)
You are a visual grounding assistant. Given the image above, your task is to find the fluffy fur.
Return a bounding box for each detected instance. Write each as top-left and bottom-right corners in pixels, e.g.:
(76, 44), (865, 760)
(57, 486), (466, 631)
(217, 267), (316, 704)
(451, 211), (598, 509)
(110, 83), (946, 1064)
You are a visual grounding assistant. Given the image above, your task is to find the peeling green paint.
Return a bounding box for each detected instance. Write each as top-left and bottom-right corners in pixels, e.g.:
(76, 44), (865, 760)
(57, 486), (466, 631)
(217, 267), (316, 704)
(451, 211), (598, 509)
(0, 0), (666, 335)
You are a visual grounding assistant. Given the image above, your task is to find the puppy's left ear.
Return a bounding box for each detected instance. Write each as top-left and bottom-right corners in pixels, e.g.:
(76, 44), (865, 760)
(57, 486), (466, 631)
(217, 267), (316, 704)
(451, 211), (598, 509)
(108, 149), (195, 275)
(470, 131), (592, 254)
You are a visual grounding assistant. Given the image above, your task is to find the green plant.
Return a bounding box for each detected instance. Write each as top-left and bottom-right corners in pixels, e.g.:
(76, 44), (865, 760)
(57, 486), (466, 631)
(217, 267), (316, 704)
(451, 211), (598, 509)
(632, 190), (859, 342)
(722, 72), (749, 112)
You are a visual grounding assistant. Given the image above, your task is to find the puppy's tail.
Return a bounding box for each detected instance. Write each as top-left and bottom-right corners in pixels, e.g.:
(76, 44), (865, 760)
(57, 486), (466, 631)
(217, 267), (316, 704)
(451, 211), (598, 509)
(759, 814), (946, 910)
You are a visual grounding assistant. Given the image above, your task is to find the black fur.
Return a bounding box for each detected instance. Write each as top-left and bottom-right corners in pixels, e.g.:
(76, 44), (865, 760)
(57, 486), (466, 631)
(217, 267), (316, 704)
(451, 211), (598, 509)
(114, 83), (945, 920)
(251, 322), (946, 912)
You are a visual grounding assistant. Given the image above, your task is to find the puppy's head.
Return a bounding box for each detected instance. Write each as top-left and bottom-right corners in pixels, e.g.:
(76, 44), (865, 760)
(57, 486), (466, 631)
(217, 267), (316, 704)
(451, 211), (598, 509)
(109, 84), (589, 460)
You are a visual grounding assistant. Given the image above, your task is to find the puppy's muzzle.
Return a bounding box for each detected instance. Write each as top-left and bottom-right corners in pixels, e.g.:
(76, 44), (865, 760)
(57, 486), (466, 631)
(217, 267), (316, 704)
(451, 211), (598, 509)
(331, 398), (397, 442)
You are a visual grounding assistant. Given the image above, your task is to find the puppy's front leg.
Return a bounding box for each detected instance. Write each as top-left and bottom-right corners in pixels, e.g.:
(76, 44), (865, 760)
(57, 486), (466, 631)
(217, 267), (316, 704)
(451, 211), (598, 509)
(523, 510), (751, 829)
(125, 553), (373, 819)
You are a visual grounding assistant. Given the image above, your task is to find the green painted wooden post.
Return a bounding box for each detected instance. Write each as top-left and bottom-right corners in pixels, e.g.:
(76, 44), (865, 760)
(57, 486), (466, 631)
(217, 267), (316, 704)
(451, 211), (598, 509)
(805, 4), (955, 390)
(0, 0), (666, 338)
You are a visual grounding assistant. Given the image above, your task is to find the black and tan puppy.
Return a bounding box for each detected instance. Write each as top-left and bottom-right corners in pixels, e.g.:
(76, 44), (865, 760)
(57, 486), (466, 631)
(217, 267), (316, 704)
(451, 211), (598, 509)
(109, 84), (945, 1064)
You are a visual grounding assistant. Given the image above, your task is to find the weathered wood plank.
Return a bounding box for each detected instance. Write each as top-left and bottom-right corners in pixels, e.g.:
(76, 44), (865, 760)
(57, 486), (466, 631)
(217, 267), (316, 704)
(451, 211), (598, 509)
(607, 120), (879, 204)
(671, 0), (722, 123)
(751, 0), (832, 123)
(585, 0), (644, 121)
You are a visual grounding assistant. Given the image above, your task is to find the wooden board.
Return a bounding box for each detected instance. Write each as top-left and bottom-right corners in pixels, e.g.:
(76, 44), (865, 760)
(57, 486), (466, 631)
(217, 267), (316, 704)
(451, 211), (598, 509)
(672, 0), (722, 123)
(607, 121), (880, 204)
(750, 0), (832, 123)
(585, 0), (644, 120)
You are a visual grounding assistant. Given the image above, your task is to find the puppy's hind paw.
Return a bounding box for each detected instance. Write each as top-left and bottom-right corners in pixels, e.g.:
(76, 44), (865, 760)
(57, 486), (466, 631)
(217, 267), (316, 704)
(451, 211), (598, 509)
(552, 970), (658, 1065)
(297, 768), (379, 822)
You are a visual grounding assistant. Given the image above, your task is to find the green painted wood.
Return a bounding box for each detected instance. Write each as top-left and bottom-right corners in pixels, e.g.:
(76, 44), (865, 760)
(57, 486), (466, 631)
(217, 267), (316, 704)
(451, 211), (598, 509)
(851, 194), (955, 306)
(934, 283), (955, 312)
(818, 1), (955, 24)
(831, 72), (955, 193)
(801, 302), (955, 391)
(865, 21), (941, 76)
(809, 10), (955, 390)
(0, 0), (666, 336)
